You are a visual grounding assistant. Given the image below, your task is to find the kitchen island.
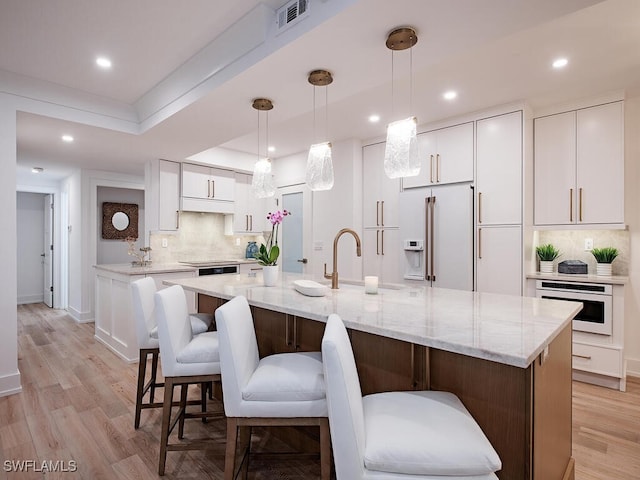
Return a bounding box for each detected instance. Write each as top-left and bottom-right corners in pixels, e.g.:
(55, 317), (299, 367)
(166, 273), (582, 480)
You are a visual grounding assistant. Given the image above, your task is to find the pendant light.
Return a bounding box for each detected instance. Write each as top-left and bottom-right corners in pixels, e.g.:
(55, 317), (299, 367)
(384, 27), (420, 179)
(306, 69), (334, 191)
(251, 98), (276, 198)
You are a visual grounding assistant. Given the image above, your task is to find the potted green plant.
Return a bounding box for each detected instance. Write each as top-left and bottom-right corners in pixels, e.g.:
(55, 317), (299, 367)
(536, 243), (560, 274)
(591, 247), (618, 276)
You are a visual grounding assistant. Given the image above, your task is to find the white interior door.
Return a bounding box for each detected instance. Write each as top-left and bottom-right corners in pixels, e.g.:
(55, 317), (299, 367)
(43, 194), (53, 307)
(281, 191), (304, 273)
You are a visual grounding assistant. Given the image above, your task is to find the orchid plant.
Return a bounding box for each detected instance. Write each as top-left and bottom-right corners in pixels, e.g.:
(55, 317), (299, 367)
(254, 209), (290, 266)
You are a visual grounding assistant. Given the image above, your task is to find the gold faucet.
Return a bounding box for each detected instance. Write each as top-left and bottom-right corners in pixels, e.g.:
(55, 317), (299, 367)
(324, 228), (362, 289)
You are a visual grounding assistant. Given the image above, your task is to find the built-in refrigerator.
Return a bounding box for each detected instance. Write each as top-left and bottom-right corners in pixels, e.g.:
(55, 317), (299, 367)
(399, 183), (474, 291)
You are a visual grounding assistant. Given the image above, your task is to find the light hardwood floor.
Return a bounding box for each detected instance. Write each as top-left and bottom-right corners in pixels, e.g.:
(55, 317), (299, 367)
(1, 304), (639, 479)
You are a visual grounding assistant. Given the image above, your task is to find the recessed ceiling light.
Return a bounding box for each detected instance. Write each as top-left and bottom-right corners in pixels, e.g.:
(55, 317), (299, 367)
(443, 90), (458, 100)
(368, 114), (380, 123)
(552, 58), (568, 69)
(96, 56), (112, 69)
(268, 146), (275, 153)
(61, 134), (74, 143)
(31, 167), (44, 174)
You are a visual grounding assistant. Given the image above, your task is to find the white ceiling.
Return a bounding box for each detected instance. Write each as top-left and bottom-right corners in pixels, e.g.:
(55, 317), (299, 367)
(6, 0), (640, 184)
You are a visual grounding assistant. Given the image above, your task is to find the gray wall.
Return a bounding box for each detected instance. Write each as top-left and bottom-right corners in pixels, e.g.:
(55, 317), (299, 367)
(97, 186), (145, 265)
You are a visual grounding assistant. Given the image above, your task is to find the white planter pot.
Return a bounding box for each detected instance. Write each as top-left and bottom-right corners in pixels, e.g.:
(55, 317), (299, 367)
(596, 263), (612, 276)
(262, 265), (279, 286)
(539, 261), (554, 274)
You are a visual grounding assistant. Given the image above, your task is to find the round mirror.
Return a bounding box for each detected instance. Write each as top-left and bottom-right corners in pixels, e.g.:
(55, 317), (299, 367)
(112, 211), (130, 231)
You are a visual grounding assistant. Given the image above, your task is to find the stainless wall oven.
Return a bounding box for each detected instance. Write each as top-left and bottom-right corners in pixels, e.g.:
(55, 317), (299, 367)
(535, 280), (612, 335)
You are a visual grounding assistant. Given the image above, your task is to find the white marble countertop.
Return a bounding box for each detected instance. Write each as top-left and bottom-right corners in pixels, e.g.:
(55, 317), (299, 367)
(164, 273), (582, 369)
(94, 263), (197, 275)
(526, 271), (628, 285)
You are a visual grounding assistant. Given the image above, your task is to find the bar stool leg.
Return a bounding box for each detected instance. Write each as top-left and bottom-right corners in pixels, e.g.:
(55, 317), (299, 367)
(150, 350), (160, 403)
(319, 418), (331, 480)
(159, 377), (175, 476)
(224, 418), (239, 480)
(178, 384), (188, 439)
(134, 349), (148, 429)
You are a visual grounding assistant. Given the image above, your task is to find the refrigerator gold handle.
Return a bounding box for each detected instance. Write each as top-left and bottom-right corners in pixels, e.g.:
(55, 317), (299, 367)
(425, 197), (430, 280)
(381, 200), (385, 226)
(478, 228), (482, 259)
(376, 201), (379, 226)
(570, 189), (573, 223)
(436, 154), (440, 183)
(376, 229), (380, 255)
(579, 187), (583, 222)
(430, 196), (436, 281)
(478, 192), (482, 224)
(381, 230), (385, 255)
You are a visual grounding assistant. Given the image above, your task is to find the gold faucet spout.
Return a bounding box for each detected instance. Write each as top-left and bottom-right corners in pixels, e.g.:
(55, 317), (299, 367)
(324, 228), (362, 289)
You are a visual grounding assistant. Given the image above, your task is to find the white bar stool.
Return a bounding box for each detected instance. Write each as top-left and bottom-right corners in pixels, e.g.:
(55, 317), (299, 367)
(321, 314), (502, 480)
(154, 284), (223, 475)
(215, 295), (331, 480)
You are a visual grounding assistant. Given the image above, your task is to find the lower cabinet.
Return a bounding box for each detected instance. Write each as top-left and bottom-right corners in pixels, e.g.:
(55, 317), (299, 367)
(362, 228), (402, 284)
(476, 225), (522, 296)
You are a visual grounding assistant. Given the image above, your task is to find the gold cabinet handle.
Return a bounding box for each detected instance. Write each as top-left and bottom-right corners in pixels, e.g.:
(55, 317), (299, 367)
(285, 314), (292, 347)
(376, 201), (380, 226)
(579, 187), (583, 222)
(207, 179), (211, 198)
(478, 228), (482, 259)
(211, 180), (215, 198)
(381, 200), (385, 226)
(250, 215), (253, 231)
(478, 192), (482, 224)
(376, 229), (380, 255)
(436, 153), (440, 183)
(570, 188), (573, 223)
(176, 210), (180, 230)
(572, 354), (592, 360)
(381, 229), (385, 255)
(429, 155), (434, 183)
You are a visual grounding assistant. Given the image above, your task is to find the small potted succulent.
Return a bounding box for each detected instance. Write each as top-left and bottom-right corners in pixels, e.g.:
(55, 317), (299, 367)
(591, 247), (618, 276)
(536, 244), (560, 274)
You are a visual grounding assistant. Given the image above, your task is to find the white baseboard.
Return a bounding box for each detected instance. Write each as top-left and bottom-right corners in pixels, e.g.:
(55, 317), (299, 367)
(67, 306), (94, 324)
(17, 294), (44, 305)
(625, 357), (640, 378)
(0, 371), (22, 398)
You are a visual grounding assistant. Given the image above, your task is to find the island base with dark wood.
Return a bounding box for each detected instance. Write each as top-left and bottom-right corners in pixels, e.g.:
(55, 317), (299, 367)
(199, 294), (574, 480)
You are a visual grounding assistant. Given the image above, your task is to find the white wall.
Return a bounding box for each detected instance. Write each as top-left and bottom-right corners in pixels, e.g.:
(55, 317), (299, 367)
(97, 186), (145, 264)
(16, 192), (45, 304)
(273, 139), (364, 282)
(0, 95), (20, 397)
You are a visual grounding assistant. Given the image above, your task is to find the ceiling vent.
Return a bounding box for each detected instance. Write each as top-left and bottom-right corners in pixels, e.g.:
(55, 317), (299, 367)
(276, 0), (309, 32)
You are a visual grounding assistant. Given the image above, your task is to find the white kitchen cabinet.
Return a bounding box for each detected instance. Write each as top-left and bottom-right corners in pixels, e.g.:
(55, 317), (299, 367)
(476, 111), (522, 226)
(231, 173), (264, 234)
(476, 225), (522, 296)
(363, 142), (400, 228)
(181, 163), (235, 213)
(534, 102), (624, 226)
(145, 159), (180, 232)
(403, 122), (474, 189)
(362, 227), (402, 284)
(239, 262), (262, 276)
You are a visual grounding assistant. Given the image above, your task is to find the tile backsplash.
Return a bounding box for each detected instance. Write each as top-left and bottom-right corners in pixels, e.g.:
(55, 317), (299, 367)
(535, 229), (629, 276)
(149, 212), (265, 263)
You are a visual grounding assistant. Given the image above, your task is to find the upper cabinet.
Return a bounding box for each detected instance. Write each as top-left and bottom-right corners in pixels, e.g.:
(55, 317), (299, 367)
(231, 172), (265, 234)
(402, 122), (474, 189)
(534, 101), (624, 226)
(146, 159), (180, 232)
(476, 111), (523, 226)
(181, 163), (235, 214)
(363, 142), (400, 228)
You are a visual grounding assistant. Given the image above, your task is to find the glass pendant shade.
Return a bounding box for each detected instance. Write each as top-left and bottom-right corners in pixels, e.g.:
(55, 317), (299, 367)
(306, 142), (334, 191)
(384, 116), (420, 179)
(251, 158), (275, 198)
